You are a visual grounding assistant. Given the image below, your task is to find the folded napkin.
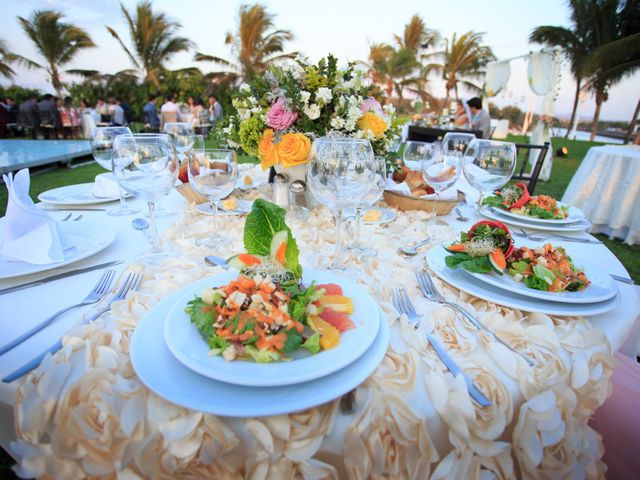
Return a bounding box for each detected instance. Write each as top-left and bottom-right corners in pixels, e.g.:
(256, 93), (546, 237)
(1, 169), (73, 264)
(91, 172), (121, 198)
(385, 178), (458, 201)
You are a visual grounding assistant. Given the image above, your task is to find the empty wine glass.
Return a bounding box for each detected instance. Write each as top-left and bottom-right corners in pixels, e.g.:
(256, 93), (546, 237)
(90, 126), (140, 216)
(111, 133), (178, 263)
(442, 132), (476, 155)
(403, 140), (431, 165)
(163, 122), (194, 162)
(188, 149), (238, 247)
(462, 139), (517, 220)
(349, 156), (387, 257)
(422, 145), (461, 223)
(307, 137), (375, 270)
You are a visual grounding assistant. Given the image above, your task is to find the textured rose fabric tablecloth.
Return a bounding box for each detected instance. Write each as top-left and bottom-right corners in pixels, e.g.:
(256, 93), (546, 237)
(1, 165), (639, 479)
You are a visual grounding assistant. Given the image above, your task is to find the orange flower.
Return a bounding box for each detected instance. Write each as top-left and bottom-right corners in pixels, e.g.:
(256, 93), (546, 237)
(357, 112), (388, 139)
(277, 132), (311, 167)
(258, 129), (279, 170)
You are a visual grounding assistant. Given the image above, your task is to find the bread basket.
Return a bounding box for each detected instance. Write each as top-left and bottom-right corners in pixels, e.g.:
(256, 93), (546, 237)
(383, 190), (464, 215)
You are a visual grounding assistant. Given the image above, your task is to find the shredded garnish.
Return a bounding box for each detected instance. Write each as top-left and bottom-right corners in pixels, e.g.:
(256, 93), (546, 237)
(242, 256), (296, 285)
(465, 238), (495, 257)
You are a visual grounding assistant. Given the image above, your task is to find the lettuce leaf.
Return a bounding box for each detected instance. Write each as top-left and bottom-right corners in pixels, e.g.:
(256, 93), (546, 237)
(526, 205), (556, 219)
(282, 328), (303, 353)
(482, 195), (506, 209)
(302, 332), (321, 354)
(245, 345), (281, 363)
(445, 253), (492, 274)
(185, 297), (216, 340)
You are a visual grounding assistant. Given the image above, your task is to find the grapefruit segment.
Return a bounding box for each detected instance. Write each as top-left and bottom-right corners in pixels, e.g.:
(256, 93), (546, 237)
(319, 308), (355, 332)
(317, 283), (343, 295)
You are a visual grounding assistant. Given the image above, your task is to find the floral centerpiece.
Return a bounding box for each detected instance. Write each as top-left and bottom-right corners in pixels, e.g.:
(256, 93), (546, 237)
(215, 55), (400, 175)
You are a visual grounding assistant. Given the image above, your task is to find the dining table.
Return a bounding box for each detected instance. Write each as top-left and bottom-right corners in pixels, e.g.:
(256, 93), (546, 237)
(562, 144), (640, 245)
(1, 163), (639, 479)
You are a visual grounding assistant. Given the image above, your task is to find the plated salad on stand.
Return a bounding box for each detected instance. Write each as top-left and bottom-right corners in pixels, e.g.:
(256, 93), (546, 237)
(483, 182), (569, 220)
(185, 199), (356, 363)
(444, 220), (590, 292)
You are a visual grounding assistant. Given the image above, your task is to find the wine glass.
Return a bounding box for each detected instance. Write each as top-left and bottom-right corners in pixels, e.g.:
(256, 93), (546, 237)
(462, 139), (517, 220)
(422, 145), (461, 223)
(188, 149), (238, 247)
(307, 137), (375, 270)
(442, 132), (476, 155)
(403, 140), (431, 166)
(349, 155), (387, 257)
(163, 122), (194, 162)
(90, 126), (140, 216)
(111, 133), (178, 263)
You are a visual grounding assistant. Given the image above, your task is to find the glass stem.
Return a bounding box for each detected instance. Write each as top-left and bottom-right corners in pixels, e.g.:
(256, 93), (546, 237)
(431, 192), (439, 224)
(475, 191), (484, 222)
(354, 207), (362, 248)
(118, 188), (127, 208)
(211, 199), (218, 234)
(148, 201), (161, 252)
(334, 208), (345, 264)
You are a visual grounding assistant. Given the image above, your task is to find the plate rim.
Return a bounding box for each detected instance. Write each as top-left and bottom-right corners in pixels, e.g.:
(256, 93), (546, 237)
(131, 294), (390, 417)
(0, 221), (117, 280)
(489, 201), (585, 225)
(37, 182), (120, 205)
(163, 268), (381, 387)
(481, 206), (592, 232)
(426, 246), (619, 316)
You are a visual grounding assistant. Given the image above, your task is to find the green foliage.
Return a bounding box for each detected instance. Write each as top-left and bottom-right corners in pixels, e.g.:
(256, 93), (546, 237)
(185, 296), (215, 340)
(0, 85), (41, 104)
(445, 253), (493, 274)
(238, 116), (265, 158)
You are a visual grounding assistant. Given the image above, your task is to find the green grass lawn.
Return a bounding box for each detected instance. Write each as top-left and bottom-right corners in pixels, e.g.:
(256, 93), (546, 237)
(1, 137), (638, 282)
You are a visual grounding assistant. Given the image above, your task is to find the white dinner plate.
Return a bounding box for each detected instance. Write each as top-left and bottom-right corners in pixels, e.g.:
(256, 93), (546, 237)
(131, 289), (390, 417)
(426, 246), (619, 316)
(481, 206), (592, 233)
(489, 202), (585, 225)
(38, 183), (120, 205)
(164, 269), (381, 387)
(196, 199), (253, 216)
(345, 207), (397, 225)
(0, 221), (117, 279)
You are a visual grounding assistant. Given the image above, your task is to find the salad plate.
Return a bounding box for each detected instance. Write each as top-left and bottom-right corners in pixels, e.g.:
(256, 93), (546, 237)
(492, 202), (585, 225)
(0, 221), (117, 279)
(164, 268), (381, 387)
(38, 183), (120, 205)
(427, 246), (619, 316)
(481, 206), (592, 233)
(131, 287), (390, 417)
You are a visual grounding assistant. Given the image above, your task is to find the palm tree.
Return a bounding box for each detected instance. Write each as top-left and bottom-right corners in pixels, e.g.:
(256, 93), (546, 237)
(195, 4), (296, 83)
(395, 14), (440, 52)
(0, 38), (18, 79)
(106, 1), (193, 87)
(367, 43), (420, 109)
(530, 0), (590, 138)
(16, 10), (95, 94)
(434, 31), (495, 105)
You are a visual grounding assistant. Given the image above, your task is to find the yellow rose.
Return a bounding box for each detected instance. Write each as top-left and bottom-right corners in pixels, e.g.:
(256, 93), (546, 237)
(277, 132), (311, 167)
(258, 129), (279, 171)
(357, 112), (388, 139)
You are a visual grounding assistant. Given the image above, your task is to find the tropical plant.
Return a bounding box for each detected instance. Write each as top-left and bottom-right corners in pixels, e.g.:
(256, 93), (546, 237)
(16, 10), (95, 94)
(106, 0), (193, 87)
(195, 3), (296, 83)
(395, 14), (440, 52)
(0, 38), (18, 79)
(432, 31), (495, 104)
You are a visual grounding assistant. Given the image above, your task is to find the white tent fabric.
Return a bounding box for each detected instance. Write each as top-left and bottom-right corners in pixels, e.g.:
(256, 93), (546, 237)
(485, 61), (511, 97)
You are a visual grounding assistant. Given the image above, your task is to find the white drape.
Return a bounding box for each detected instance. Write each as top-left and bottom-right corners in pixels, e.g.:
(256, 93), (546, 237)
(485, 61), (511, 97)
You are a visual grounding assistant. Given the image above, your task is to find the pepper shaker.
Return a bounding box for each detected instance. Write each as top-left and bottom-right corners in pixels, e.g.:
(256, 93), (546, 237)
(273, 173), (289, 207)
(287, 180), (310, 220)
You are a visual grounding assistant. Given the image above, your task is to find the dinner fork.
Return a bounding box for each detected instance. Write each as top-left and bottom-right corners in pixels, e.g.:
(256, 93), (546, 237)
(2, 272), (142, 383)
(61, 213), (72, 222)
(0, 269), (116, 356)
(415, 271), (535, 367)
(515, 228), (602, 244)
(392, 287), (491, 407)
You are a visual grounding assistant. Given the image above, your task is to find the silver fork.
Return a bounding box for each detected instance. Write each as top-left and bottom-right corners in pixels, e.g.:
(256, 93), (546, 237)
(0, 269), (116, 355)
(73, 214), (83, 221)
(392, 287), (491, 407)
(416, 271), (535, 367)
(2, 272), (142, 383)
(516, 228), (602, 244)
(61, 213), (72, 222)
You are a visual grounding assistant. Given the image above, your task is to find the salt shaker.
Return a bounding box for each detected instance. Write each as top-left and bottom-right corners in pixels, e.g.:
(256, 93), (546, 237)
(287, 180), (310, 221)
(273, 173), (289, 207)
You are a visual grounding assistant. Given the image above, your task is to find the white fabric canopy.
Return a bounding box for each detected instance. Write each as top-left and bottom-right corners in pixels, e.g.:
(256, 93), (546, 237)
(485, 61), (511, 97)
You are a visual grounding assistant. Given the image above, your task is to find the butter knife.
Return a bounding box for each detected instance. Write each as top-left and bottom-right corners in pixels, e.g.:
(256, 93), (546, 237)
(0, 260), (123, 296)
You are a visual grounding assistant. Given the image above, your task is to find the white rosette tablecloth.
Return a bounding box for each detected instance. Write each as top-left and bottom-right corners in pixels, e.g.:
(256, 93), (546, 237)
(563, 145), (640, 245)
(1, 165), (638, 478)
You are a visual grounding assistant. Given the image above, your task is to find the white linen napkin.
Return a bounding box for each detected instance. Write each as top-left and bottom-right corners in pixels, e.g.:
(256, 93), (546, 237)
(385, 178), (458, 201)
(91, 172), (121, 198)
(1, 169), (73, 264)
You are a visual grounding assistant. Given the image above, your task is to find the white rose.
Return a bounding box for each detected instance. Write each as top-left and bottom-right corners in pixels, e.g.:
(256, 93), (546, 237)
(247, 96), (257, 106)
(299, 91), (311, 104)
(239, 83), (250, 92)
(330, 117), (344, 129)
(304, 103), (321, 120)
(344, 119), (356, 131)
(316, 87), (333, 104)
(251, 106), (262, 114)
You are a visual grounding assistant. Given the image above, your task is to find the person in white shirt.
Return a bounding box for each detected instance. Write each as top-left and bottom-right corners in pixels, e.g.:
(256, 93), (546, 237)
(160, 95), (181, 121)
(108, 97), (126, 126)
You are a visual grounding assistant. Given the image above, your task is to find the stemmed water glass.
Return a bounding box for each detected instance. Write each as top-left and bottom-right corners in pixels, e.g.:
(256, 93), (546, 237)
(403, 140), (431, 165)
(163, 122), (194, 162)
(90, 126), (140, 216)
(422, 145), (461, 223)
(442, 132), (476, 155)
(462, 139), (517, 220)
(307, 137), (375, 270)
(111, 133), (178, 263)
(188, 149), (238, 247)
(349, 156), (387, 257)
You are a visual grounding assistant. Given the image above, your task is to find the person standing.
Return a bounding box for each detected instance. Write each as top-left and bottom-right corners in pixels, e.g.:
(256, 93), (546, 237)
(467, 97), (491, 139)
(19, 95), (39, 138)
(160, 94), (181, 126)
(143, 96), (160, 131)
(109, 97), (126, 126)
(208, 95), (223, 123)
(38, 94), (62, 139)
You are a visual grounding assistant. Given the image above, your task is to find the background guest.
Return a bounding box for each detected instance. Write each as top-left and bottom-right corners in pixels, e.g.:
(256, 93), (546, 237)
(453, 101), (470, 129)
(117, 97), (134, 125)
(108, 97), (126, 126)
(143, 95), (160, 131)
(38, 93), (62, 139)
(160, 94), (181, 126)
(467, 97), (491, 139)
(18, 95), (39, 138)
(208, 95), (223, 123)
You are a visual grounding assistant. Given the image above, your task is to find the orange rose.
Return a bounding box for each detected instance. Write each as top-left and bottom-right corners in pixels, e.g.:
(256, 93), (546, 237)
(258, 129), (279, 170)
(357, 112), (388, 139)
(277, 132), (311, 167)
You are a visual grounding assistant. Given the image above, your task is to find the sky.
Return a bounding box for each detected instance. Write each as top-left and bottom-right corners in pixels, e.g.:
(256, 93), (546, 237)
(1, 0), (638, 122)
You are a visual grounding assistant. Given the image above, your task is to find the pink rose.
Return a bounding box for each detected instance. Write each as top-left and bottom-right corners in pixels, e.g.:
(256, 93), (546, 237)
(266, 98), (298, 131)
(360, 97), (383, 115)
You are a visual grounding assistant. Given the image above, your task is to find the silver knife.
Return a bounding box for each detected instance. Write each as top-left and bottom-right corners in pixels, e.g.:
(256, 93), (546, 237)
(40, 207), (107, 211)
(0, 260), (123, 296)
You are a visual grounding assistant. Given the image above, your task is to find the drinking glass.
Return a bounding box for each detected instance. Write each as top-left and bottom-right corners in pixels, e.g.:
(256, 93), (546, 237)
(462, 139), (517, 220)
(90, 126), (140, 216)
(442, 132), (476, 155)
(163, 122), (195, 162)
(111, 133), (178, 263)
(307, 137), (375, 270)
(188, 149), (238, 247)
(403, 140), (431, 165)
(349, 156), (387, 257)
(422, 146), (461, 223)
